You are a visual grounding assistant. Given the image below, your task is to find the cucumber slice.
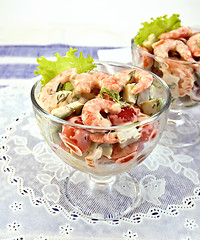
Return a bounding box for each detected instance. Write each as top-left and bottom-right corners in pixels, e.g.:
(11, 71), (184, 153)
(51, 101), (84, 119)
(140, 98), (164, 116)
(122, 83), (138, 104)
(137, 85), (156, 106)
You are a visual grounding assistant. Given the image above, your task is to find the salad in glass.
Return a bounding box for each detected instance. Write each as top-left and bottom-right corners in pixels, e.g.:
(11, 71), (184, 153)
(31, 48), (171, 219)
(132, 14), (200, 104)
(32, 48), (169, 172)
(131, 14), (200, 147)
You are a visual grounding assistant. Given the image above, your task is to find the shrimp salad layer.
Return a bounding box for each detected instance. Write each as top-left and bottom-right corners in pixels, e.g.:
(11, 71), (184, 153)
(35, 49), (163, 169)
(133, 14), (200, 100)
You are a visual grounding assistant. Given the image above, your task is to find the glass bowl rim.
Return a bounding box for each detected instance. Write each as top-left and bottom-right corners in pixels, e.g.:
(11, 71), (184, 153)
(131, 38), (200, 65)
(30, 60), (171, 131)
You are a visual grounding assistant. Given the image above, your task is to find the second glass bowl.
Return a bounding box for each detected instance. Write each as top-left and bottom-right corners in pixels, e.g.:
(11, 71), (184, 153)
(131, 38), (200, 147)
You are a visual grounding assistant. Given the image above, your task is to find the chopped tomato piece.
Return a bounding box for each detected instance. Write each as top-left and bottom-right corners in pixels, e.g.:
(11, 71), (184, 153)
(108, 106), (138, 126)
(140, 123), (157, 142)
(61, 116), (90, 156)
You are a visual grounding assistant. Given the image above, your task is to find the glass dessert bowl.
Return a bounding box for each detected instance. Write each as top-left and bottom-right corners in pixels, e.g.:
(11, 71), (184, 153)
(131, 28), (200, 148)
(31, 61), (171, 220)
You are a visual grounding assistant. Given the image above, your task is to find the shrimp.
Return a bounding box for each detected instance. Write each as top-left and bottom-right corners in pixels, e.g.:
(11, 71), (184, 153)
(162, 60), (195, 96)
(114, 69), (153, 94)
(81, 97), (121, 127)
(133, 69), (154, 94)
(90, 132), (119, 144)
(152, 39), (194, 62)
(158, 26), (193, 40)
(39, 69), (120, 112)
(139, 46), (154, 69)
(74, 71), (120, 94)
(38, 68), (77, 112)
(114, 68), (133, 90)
(94, 72), (120, 92)
(187, 33), (200, 57)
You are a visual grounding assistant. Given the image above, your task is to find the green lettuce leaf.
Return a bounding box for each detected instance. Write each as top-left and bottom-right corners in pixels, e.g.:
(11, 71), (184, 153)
(134, 14), (181, 46)
(34, 47), (97, 86)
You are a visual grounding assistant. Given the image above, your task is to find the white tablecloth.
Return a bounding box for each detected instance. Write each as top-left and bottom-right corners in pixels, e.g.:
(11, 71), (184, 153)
(0, 47), (200, 240)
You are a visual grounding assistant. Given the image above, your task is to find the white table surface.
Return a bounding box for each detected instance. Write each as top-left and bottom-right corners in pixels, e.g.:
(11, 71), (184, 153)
(1, 0), (200, 46)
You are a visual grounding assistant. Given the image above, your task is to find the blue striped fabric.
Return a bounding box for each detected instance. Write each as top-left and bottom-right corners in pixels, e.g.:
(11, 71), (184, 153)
(0, 44), (117, 79)
(0, 64), (38, 79)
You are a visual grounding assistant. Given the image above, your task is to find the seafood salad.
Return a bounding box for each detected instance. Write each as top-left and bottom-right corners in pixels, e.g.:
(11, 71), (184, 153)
(34, 48), (166, 171)
(132, 14), (200, 101)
